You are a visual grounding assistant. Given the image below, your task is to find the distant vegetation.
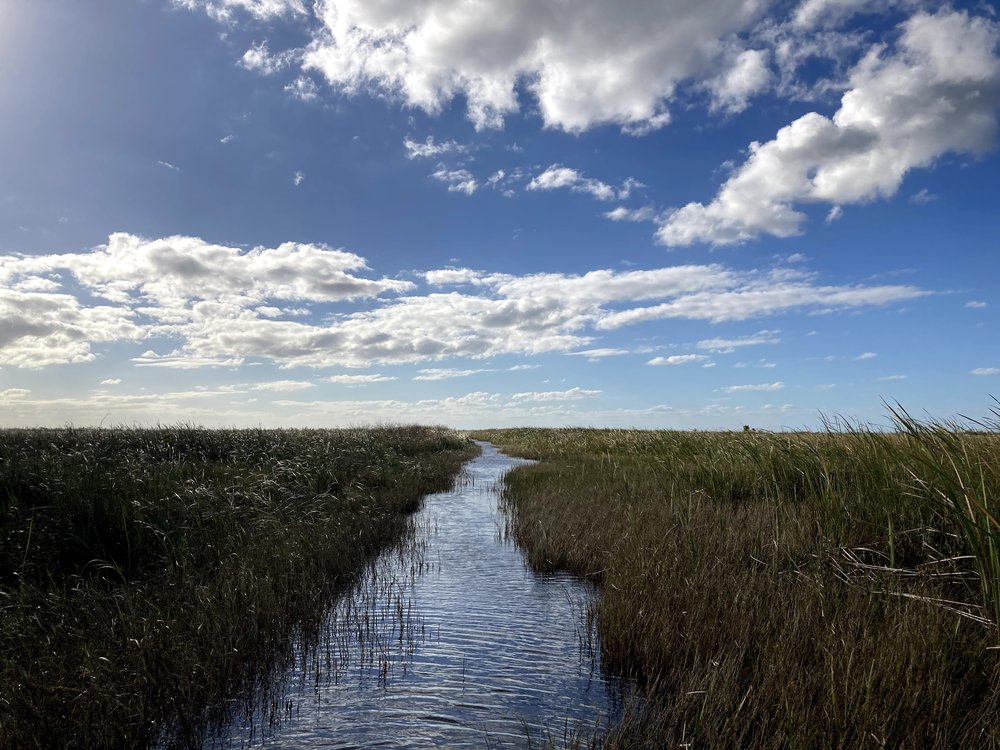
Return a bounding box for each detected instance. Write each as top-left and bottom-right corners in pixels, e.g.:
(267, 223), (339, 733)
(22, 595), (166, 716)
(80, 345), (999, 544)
(0, 425), (475, 748)
(476, 406), (1000, 748)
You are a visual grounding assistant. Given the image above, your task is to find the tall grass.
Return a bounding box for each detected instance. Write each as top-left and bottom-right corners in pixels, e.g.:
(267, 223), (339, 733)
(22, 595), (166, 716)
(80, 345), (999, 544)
(476, 411), (1000, 748)
(0, 425), (476, 749)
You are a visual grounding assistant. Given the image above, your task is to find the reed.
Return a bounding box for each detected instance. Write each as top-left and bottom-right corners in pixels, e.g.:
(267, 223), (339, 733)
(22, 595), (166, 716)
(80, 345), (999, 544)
(476, 412), (1000, 748)
(0, 425), (476, 749)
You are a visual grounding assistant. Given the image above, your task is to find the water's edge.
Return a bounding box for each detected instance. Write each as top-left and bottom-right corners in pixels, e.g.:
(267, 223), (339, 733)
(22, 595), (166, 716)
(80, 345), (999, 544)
(213, 441), (624, 748)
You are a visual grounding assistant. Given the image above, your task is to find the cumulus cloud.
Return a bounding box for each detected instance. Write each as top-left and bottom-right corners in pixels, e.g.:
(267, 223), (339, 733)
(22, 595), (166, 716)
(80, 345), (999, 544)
(706, 48), (772, 114)
(99, 378), (122, 385)
(1, 233), (411, 310)
(296, 0), (770, 132)
(965, 300), (987, 309)
(528, 166), (634, 202)
(0, 288), (142, 368)
(0, 234), (928, 370)
(659, 10), (1000, 246)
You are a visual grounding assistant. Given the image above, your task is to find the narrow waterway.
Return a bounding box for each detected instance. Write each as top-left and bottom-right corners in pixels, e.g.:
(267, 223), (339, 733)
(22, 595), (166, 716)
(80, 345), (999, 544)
(216, 442), (622, 748)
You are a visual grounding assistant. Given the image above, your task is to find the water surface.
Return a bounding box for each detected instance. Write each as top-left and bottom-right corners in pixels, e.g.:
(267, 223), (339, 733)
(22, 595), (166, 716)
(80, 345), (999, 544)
(218, 441), (620, 748)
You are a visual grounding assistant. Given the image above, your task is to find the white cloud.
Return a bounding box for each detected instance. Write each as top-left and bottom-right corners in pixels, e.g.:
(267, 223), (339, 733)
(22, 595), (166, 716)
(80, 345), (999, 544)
(877, 374), (907, 381)
(431, 168), (478, 195)
(605, 206), (657, 223)
(404, 136), (466, 159)
(0, 287), (142, 368)
(971, 367), (1000, 376)
(791, 0), (903, 31)
(658, 10), (1000, 246)
(509, 387), (602, 402)
(423, 268), (482, 285)
(697, 329), (782, 352)
(413, 368), (495, 381)
(99, 378), (122, 385)
(1, 233), (411, 311)
(723, 381), (785, 392)
(965, 300), (987, 309)
(706, 48), (772, 114)
(825, 205), (844, 223)
(508, 364), (539, 371)
(528, 166), (636, 202)
(298, 0), (771, 133)
(220, 134), (236, 144)
(156, 160), (180, 172)
(909, 187), (937, 204)
(240, 41), (297, 74)
(285, 76), (319, 101)
(647, 354), (709, 366)
(131, 352), (244, 369)
(251, 379), (315, 391)
(567, 348), (628, 358)
(328, 373), (398, 384)
(177, 0), (306, 23)
(0, 235), (929, 371)
(293, 171), (306, 186)
(854, 351), (877, 360)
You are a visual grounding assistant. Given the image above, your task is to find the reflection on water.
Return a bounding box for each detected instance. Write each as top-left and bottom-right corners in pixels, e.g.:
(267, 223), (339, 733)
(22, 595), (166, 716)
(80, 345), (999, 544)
(214, 442), (623, 748)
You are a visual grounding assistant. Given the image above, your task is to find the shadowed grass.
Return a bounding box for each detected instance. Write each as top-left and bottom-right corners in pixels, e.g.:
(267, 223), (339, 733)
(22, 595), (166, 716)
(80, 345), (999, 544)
(475, 409), (1000, 748)
(0, 425), (476, 749)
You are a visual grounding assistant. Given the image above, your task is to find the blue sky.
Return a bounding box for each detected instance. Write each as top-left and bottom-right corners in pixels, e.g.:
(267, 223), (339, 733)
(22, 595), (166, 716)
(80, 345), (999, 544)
(0, 0), (997, 429)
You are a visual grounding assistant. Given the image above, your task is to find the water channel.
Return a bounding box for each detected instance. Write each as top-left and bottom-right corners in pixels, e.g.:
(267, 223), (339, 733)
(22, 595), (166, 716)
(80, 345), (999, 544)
(214, 442), (623, 748)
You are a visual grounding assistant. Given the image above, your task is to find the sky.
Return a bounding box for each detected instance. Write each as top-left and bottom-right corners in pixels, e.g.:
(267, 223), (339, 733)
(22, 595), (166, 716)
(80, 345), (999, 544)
(0, 0), (997, 430)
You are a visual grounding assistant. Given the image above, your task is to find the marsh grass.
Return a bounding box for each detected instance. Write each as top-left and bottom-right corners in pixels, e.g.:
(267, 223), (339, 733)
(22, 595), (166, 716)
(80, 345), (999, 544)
(476, 410), (1000, 748)
(0, 425), (475, 749)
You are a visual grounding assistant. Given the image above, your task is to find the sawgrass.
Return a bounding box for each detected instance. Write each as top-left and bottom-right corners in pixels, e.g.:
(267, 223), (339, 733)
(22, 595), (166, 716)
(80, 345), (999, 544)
(476, 407), (1000, 748)
(0, 425), (476, 749)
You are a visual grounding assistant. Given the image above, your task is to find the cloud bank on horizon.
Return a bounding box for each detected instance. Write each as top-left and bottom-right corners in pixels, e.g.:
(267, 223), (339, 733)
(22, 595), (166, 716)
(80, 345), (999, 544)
(0, 0), (997, 428)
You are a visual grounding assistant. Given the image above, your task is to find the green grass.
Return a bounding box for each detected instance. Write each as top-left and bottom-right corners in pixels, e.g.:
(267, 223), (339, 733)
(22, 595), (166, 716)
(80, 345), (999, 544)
(475, 409), (1000, 748)
(0, 425), (476, 749)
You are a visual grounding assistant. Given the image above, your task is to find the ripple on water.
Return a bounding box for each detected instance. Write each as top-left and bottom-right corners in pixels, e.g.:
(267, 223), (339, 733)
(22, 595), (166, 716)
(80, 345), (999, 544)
(213, 442), (625, 749)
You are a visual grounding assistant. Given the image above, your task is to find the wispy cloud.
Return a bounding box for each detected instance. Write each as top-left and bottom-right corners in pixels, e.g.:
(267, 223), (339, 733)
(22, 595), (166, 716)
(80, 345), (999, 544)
(404, 136), (467, 159)
(647, 354), (709, 366)
(697, 330), (781, 352)
(509, 387), (602, 402)
(971, 367), (999, 376)
(413, 368), (495, 381)
(723, 381), (785, 393)
(431, 168), (477, 195)
(328, 373), (398, 384)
